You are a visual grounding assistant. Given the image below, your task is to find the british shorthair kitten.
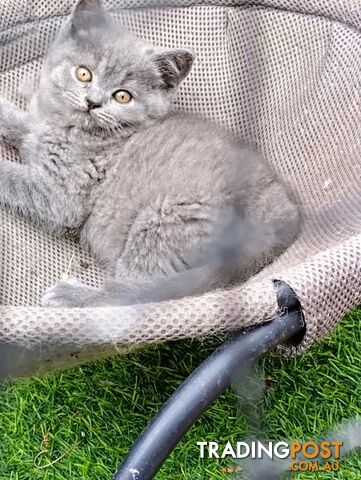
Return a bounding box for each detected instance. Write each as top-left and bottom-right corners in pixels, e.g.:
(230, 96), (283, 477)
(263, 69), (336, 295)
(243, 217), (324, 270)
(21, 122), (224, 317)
(0, 0), (300, 307)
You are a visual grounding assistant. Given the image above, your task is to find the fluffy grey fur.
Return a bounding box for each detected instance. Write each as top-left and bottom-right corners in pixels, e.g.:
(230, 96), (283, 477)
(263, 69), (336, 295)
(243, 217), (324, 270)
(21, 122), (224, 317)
(0, 0), (300, 308)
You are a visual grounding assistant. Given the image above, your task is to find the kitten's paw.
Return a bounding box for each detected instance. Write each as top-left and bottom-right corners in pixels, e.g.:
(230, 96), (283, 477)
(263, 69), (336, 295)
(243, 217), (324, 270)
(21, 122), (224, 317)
(41, 280), (90, 308)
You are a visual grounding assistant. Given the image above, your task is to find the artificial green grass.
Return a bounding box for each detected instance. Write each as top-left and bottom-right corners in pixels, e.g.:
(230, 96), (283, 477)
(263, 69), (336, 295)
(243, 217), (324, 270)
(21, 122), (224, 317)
(0, 309), (360, 479)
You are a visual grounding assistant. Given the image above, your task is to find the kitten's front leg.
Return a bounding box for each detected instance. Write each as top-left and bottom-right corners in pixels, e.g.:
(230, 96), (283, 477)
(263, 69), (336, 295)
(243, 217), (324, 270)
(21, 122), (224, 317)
(0, 98), (30, 148)
(0, 161), (53, 223)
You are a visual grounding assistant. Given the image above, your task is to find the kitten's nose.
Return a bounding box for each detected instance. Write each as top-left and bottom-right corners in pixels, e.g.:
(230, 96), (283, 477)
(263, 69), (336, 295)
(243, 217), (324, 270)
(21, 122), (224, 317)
(86, 98), (102, 110)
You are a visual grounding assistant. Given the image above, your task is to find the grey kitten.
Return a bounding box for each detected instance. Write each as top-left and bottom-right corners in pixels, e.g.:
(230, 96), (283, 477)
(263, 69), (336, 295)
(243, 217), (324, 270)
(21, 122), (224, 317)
(0, 0), (300, 308)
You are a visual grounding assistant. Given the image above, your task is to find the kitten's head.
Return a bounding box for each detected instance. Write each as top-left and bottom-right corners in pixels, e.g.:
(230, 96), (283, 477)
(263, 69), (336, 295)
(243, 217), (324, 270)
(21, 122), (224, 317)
(38, 0), (193, 135)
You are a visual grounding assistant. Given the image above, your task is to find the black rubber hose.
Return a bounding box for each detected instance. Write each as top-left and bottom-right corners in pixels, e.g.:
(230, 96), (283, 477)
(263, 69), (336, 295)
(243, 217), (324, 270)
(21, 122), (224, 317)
(113, 283), (305, 480)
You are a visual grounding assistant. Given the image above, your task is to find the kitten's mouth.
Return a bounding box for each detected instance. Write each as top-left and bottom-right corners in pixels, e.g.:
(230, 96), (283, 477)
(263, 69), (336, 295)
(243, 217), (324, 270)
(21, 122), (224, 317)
(79, 107), (100, 121)
(77, 109), (109, 133)
(72, 105), (91, 114)
(86, 108), (101, 118)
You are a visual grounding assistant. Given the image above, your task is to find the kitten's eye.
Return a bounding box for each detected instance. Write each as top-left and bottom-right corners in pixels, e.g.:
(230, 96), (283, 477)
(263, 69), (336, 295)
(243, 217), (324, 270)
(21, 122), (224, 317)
(114, 90), (132, 104)
(76, 66), (92, 82)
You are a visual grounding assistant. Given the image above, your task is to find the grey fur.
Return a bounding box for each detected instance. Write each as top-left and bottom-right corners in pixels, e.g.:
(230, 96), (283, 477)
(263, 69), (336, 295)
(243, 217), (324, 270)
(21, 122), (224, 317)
(0, 0), (301, 308)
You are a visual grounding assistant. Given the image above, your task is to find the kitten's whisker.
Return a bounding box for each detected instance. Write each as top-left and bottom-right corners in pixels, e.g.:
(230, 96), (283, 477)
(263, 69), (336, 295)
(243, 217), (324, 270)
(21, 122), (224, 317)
(63, 90), (84, 110)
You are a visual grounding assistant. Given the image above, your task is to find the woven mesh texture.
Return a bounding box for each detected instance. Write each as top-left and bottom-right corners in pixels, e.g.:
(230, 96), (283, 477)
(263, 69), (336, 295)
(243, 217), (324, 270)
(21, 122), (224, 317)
(1, 0), (361, 374)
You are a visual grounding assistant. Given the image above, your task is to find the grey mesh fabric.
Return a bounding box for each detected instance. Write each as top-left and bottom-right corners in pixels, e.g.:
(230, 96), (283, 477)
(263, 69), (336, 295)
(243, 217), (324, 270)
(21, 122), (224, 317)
(1, 0), (361, 375)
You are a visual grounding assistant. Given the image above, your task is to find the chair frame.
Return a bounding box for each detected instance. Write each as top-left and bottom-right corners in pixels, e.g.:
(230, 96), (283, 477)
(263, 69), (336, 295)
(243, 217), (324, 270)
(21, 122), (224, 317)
(113, 281), (305, 479)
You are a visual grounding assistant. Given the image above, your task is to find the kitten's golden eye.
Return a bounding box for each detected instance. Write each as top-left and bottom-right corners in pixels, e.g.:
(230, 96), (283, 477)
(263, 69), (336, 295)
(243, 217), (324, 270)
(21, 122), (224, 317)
(114, 90), (132, 104)
(76, 66), (92, 82)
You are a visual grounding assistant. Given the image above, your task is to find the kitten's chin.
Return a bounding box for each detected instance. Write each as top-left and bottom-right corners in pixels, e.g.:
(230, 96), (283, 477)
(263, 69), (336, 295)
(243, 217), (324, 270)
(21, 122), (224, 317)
(77, 113), (134, 138)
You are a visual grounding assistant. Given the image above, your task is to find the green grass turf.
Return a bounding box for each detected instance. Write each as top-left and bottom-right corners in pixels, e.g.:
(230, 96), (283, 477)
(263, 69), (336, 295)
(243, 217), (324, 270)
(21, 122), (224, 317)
(0, 309), (360, 479)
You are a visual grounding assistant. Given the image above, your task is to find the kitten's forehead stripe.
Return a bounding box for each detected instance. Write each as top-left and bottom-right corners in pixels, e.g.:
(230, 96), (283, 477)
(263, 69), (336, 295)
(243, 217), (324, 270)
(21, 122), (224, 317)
(120, 71), (134, 82)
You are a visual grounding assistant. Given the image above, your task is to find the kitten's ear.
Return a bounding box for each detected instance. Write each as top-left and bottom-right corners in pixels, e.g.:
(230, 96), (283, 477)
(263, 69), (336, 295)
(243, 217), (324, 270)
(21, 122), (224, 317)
(70, 0), (109, 36)
(153, 49), (194, 90)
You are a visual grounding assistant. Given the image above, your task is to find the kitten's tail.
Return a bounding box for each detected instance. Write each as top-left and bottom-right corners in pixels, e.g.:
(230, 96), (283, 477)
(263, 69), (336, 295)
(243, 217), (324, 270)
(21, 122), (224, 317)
(100, 215), (298, 306)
